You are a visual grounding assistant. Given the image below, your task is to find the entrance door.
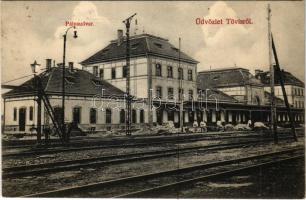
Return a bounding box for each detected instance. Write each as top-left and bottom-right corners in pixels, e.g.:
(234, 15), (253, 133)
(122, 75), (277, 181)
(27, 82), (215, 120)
(156, 109), (163, 125)
(19, 108), (26, 131)
(73, 107), (81, 124)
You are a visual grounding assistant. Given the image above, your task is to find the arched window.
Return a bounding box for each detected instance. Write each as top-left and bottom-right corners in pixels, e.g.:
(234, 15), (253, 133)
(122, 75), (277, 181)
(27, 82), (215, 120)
(90, 108), (97, 124)
(140, 110), (145, 123)
(132, 109), (137, 123)
(29, 106), (34, 121)
(120, 109), (125, 124)
(106, 109), (112, 124)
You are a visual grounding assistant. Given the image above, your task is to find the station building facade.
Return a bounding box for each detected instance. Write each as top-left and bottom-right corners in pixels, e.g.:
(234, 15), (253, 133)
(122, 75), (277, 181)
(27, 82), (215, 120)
(2, 62), (146, 134)
(255, 69), (305, 109)
(80, 32), (199, 127)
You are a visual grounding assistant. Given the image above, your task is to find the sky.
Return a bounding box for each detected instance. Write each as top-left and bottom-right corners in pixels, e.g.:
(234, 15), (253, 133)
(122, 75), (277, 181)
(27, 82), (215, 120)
(1, 1), (305, 88)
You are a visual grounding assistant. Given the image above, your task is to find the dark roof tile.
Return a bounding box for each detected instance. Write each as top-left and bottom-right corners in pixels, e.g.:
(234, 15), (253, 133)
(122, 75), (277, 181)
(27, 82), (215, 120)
(80, 34), (198, 65)
(198, 68), (263, 88)
(3, 67), (125, 98)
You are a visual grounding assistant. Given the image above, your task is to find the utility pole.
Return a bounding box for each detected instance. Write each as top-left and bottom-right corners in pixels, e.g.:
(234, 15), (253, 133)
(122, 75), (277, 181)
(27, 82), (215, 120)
(31, 61), (42, 144)
(123, 13), (137, 136)
(268, 4), (278, 143)
(62, 26), (77, 143)
(62, 33), (67, 142)
(179, 38), (184, 133)
(271, 35), (298, 142)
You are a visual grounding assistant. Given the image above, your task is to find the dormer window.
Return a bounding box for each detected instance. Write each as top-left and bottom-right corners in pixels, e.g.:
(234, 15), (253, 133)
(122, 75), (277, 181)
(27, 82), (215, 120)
(102, 48), (110, 53)
(171, 47), (179, 52)
(212, 75), (220, 81)
(131, 43), (139, 49)
(92, 79), (103, 86)
(65, 76), (75, 84)
(154, 42), (162, 48)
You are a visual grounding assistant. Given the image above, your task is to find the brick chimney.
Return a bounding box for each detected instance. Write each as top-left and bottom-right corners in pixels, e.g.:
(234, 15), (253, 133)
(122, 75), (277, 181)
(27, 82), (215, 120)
(255, 69), (263, 76)
(117, 29), (123, 46)
(46, 59), (52, 71)
(68, 62), (74, 71)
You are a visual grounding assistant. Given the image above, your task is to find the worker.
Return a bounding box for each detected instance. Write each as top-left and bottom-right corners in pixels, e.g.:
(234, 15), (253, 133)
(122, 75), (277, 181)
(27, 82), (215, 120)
(193, 121), (199, 133)
(200, 121), (207, 132)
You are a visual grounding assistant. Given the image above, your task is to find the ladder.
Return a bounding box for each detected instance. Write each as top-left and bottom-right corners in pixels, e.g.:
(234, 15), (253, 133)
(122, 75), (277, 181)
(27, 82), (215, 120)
(37, 79), (64, 141)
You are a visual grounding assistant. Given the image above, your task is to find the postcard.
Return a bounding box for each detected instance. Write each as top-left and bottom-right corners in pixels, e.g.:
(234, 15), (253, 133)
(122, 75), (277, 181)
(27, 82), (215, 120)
(1, 1), (305, 198)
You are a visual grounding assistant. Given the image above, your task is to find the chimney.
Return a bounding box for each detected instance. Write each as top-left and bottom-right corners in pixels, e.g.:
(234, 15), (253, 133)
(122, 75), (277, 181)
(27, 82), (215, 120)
(255, 69), (263, 76)
(46, 59), (52, 71)
(117, 29), (123, 46)
(68, 62), (74, 71)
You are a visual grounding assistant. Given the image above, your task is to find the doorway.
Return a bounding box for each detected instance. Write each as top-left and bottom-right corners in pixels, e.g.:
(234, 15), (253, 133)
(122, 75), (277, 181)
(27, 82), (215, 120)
(73, 107), (81, 124)
(19, 107), (26, 131)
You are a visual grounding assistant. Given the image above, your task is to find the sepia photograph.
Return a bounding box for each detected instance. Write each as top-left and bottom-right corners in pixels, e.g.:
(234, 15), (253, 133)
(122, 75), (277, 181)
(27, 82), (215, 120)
(1, 1), (305, 198)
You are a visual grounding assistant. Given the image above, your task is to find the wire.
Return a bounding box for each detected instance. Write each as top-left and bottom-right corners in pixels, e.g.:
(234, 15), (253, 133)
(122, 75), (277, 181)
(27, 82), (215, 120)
(2, 68), (50, 85)
(2, 74), (34, 84)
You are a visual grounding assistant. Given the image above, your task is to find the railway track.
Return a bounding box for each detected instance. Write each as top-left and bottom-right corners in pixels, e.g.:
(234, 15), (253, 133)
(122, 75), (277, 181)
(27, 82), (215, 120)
(22, 147), (304, 197)
(3, 134), (302, 178)
(2, 140), (265, 178)
(3, 130), (301, 158)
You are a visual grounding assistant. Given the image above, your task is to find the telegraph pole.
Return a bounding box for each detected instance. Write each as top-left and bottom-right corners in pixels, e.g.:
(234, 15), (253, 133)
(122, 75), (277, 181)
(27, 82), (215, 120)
(123, 13), (136, 136)
(179, 38), (184, 133)
(268, 4), (278, 143)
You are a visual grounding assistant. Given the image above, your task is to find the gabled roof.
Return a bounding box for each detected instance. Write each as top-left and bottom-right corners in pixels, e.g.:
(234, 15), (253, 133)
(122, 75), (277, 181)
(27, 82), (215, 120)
(255, 70), (304, 87)
(197, 84), (238, 103)
(80, 34), (198, 65)
(197, 67), (263, 88)
(3, 67), (125, 99)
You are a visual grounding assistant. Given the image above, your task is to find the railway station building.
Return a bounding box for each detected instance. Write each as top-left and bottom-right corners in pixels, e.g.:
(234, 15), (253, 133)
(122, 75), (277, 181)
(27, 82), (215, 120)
(2, 31), (305, 135)
(2, 61), (146, 134)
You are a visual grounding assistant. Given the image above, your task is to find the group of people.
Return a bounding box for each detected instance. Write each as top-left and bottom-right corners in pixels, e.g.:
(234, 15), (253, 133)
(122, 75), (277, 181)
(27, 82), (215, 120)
(192, 119), (253, 133)
(192, 121), (207, 132)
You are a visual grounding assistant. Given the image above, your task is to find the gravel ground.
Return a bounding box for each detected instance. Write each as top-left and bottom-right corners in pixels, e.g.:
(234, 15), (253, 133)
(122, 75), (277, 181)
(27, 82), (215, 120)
(2, 139), (303, 197)
(3, 129), (300, 168)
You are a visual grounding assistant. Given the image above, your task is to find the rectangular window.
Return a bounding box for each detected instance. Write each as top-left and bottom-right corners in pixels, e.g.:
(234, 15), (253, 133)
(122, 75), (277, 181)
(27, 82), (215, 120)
(168, 87), (174, 99)
(178, 68), (184, 80)
(13, 108), (17, 121)
(167, 66), (173, 78)
(156, 64), (162, 76)
(156, 86), (162, 99)
(90, 108), (97, 124)
(111, 68), (116, 79)
(188, 69), (193, 81)
(188, 90), (194, 101)
(93, 66), (98, 77)
(29, 106), (33, 121)
(99, 69), (104, 79)
(122, 65), (128, 78)
(106, 109), (112, 124)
